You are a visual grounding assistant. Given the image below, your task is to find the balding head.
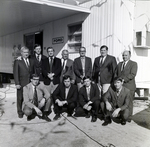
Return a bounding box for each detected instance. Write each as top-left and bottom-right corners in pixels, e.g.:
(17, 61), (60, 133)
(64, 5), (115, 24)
(122, 50), (131, 61)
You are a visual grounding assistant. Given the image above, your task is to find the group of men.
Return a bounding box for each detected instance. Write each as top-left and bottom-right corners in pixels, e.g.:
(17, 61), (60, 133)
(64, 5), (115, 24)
(13, 44), (137, 126)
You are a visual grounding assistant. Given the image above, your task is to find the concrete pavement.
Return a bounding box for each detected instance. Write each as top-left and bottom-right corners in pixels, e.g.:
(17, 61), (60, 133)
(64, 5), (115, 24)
(0, 84), (150, 147)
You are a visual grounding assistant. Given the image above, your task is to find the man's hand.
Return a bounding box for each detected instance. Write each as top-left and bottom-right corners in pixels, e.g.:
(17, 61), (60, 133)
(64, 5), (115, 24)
(56, 99), (63, 107)
(47, 73), (54, 80)
(87, 101), (92, 105)
(34, 107), (42, 116)
(87, 105), (92, 111)
(83, 103), (88, 110)
(16, 85), (21, 89)
(38, 98), (46, 109)
(16, 56), (22, 60)
(112, 108), (121, 118)
(106, 101), (112, 111)
(62, 101), (67, 105)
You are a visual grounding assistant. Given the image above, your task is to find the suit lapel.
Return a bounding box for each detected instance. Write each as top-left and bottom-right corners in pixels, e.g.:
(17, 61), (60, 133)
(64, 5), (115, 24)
(21, 57), (29, 71)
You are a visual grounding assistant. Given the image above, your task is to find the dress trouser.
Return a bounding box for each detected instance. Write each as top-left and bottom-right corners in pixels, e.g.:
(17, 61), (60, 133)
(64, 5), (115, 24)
(54, 102), (77, 115)
(17, 88), (24, 116)
(23, 98), (51, 116)
(101, 102), (130, 121)
(129, 90), (135, 118)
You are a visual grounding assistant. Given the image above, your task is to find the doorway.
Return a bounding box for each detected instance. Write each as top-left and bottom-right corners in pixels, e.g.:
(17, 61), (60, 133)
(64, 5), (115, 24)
(24, 31), (43, 55)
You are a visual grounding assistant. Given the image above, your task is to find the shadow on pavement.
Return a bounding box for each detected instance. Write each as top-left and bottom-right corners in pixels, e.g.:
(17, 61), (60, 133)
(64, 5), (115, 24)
(132, 107), (150, 130)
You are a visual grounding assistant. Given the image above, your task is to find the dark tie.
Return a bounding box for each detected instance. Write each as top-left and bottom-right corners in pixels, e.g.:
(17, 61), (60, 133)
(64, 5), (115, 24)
(62, 59), (66, 71)
(33, 86), (38, 107)
(49, 57), (53, 73)
(37, 55), (40, 62)
(100, 57), (104, 65)
(122, 62), (125, 71)
(25, 58), (29, 68)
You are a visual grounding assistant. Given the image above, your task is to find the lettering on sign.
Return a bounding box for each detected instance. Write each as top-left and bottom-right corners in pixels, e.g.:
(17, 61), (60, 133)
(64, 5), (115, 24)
(52, 37), (64, 44)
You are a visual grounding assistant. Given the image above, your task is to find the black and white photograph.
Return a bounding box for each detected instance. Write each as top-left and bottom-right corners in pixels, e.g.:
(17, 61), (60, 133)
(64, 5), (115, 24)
(0, 0), (150, 147)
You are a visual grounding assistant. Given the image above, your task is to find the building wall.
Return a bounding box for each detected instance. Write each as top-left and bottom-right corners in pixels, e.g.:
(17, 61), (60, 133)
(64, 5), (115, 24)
(133, 1), (150, 88)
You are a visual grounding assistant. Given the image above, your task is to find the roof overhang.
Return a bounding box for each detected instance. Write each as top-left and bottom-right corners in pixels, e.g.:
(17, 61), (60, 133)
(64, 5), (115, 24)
(0, 0), (90, 37)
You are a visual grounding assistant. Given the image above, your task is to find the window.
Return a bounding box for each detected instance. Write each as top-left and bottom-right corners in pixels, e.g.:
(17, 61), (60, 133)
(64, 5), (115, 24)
(68, 23), (82, 53)
(136, 31), (142, 46)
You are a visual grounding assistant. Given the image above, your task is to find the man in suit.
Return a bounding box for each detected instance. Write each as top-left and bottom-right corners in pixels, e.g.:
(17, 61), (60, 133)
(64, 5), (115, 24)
(114, 50), (138, 121)
(23, 74), (51, 122)
(31, 44), (47, 82)
(60, 50), (75, 83)
(52, 75), (78, 120)
(13, 46), (35, 118)
(42, 47), (61, 95)
(93, 45), (117, 94)
(78, 76), (100, 122)
(101, 77), (131, 126)
(74, 47), (92, 90)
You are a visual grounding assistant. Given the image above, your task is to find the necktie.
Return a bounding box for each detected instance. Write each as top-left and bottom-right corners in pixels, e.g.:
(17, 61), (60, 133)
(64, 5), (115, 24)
(122, 62), (125, 71)
(49, 57), (53, 73)
(33, 86), (38, 107)
(62, 59), (66, 71)
(25, 58), (29, 68)
(81, 58), (85, 76)
(100, 56), (104, 65)
(37, 55), (40, 62)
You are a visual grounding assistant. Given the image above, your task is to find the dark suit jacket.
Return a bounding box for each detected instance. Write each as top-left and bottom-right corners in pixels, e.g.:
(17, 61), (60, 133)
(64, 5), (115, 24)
(79, 83), (100, 107)
(13, 57), (35, 87)
(74, 56), (92, 83)
(53, 83), (78, 104)
(31, 54), (47, 81)
(42, 57), (61, 85)
(93, 55), (117, 84)
(114, 60), (138, 91)
(103, 86), (131, 111)
(60, 58), (75, 82)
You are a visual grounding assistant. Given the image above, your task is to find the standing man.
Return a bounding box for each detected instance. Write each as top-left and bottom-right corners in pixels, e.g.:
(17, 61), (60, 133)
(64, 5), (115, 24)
(13, 46), (35, 118)
(93, 45), (117, 94)
(31, 44), (47, 82)
(74, 47), (92, 90)
(52, 75), (78, 120)
(78, 76), (100, 122)
(42, 47), (61, 94)
(101, 77), (131, 126)
(60, 50), (75, 83)
(114, 50), (138, 121)
(23, 74), (51, 122)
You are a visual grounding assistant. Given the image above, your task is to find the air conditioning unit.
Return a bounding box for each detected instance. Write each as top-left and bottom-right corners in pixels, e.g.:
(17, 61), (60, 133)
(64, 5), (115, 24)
(134, 31), (150, 48)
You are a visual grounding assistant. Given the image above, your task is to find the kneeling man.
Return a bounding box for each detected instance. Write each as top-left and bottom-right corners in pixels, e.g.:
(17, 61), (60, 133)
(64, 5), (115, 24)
(23, 74), (51, 122)
(101, 77), (131, 126)
(79, 76), (100, 122)
(53, 75), (78, 120)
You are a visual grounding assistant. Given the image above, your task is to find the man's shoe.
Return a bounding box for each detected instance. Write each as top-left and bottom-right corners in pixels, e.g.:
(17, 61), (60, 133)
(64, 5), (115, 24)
(27, 115), (35, 121)
(121, 120), (126, 125)
(42, 115), (51, 122)
(18, 114), (23, 118)
(127, 119), (131, 123)
(91, 116), (97, 122)
(85, 112), (91, 118)
(102, 120), (112, 126)
(53, 114), (61, 120)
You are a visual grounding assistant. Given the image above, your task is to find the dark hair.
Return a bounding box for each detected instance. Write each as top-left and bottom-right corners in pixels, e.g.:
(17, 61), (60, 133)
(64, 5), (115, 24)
(47, 47), (54, 52)
(113, 77), (123, 83)
(83, 76), (91, 81)
(63, 75), (71, 81)
(31, 74), (40, 79)
(100, 45), (108, 51)
(34, 44), (41, 49)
